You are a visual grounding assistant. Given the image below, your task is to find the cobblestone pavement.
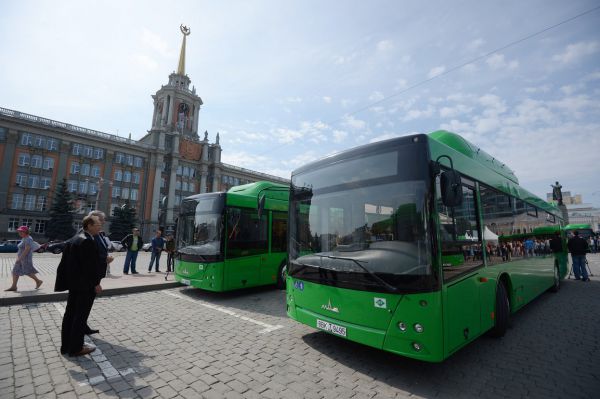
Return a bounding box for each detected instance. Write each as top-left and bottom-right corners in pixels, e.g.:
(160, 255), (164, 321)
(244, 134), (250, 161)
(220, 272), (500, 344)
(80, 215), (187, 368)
(1, 254), (600, 398)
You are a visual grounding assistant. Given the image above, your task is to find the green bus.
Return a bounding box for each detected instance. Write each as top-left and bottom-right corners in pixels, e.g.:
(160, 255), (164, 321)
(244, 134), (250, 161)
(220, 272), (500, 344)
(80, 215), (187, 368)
(286, 130), (567, 362)
(565, 223), (595, 240)
(174, 181), (289, 291)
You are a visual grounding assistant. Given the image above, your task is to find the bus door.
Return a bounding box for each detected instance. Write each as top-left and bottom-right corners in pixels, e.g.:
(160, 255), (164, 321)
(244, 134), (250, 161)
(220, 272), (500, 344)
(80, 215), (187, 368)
(438, 179), (484, 353)
(225, 207), (268, 289)
(261, 211), (288, 284)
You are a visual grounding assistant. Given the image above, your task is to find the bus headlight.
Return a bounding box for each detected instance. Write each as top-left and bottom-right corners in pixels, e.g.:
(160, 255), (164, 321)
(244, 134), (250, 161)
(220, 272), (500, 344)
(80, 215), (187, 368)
(412, 342), (422, 352)
(414, 323), (424, 333)
(397, 322), (407, 332)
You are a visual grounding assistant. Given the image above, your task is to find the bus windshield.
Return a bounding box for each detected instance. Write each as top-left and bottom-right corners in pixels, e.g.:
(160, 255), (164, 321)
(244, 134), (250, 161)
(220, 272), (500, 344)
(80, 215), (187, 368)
(289, 140), (435, 293)
(178, 194), (225, 258)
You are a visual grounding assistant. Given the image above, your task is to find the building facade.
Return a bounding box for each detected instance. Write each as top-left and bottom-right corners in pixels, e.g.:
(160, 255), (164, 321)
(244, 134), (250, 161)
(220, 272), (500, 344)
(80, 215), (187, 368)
(0, 28), (287, 241)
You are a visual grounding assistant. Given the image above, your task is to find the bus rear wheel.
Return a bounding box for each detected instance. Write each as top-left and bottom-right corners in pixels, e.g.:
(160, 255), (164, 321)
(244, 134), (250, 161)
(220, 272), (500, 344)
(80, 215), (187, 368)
(489, 282), (510, 338)
(276, 261), (287, 290)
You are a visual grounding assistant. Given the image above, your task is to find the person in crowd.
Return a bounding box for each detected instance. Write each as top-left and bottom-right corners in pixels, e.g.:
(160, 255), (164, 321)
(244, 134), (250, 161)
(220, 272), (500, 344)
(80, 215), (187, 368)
(550, 232), (563, 253)
(165, 233), (176, 272)
(121, 227), (144, 274)
(55, 215), (105, 356)
(567, 230), (590, 282)
(148, 230), (165, 272)
(4, 226), (43, 291)
(87, 210), (113, 277)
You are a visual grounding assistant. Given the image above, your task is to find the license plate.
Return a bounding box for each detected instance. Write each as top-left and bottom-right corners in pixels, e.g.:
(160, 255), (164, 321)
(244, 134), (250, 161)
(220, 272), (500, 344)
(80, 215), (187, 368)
(181, 279), (190, 286)
(316, 319), (347, 337)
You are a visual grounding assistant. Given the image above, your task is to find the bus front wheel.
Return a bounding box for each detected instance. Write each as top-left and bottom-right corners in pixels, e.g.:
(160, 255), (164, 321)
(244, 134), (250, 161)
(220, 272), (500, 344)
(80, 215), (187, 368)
(276, 261), (287, 290)
(489, 282), (510, 338)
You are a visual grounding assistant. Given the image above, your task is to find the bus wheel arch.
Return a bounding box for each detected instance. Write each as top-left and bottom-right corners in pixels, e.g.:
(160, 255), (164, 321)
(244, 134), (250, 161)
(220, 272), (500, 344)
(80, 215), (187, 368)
(276, 260), (288, 290)
(489, 275), (511, 338)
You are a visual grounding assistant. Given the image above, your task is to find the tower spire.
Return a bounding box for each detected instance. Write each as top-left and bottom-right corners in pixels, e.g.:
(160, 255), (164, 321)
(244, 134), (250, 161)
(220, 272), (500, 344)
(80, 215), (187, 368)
(177, 24), (191, 75)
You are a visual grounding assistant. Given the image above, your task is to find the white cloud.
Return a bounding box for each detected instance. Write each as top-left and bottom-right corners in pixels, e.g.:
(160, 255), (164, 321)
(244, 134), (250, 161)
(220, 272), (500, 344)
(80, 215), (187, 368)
(439, 104), (472, 118)
(427, 65), (446, 78)
(333, 130), (348, 143)
(486, 53), (518, 70)
(130, 54), (158, 70)
(368, 91), (385, 101)
(467, 38), (485, 52)
(322, 96), (332, 103)
(140, 28), (172, 58)
(403, 106), (434, 121)
(376, 40), (394, 52)
(342, 115), (367, 130)
(334, 52), (359, 65)
(552, 41), (599, 64)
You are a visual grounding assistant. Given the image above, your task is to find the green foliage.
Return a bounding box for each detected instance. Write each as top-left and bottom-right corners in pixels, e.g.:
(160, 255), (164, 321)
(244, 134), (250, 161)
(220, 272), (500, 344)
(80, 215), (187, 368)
(45, 179), (76, 240)
(109, 202), (138, 240)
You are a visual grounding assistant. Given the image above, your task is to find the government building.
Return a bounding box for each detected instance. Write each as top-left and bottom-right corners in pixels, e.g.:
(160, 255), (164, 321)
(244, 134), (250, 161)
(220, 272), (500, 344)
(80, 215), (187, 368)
(0, 27), (287, 241)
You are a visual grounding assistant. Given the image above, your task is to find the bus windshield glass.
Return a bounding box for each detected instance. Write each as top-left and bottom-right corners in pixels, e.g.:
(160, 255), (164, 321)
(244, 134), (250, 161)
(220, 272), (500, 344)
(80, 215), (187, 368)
(289, 141), (435, 293)
(178, 194), (225, 258)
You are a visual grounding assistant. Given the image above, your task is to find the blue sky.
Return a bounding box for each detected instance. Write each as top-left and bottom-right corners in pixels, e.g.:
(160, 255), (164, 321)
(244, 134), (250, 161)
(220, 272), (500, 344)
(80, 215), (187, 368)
(1, 0), (599, 206)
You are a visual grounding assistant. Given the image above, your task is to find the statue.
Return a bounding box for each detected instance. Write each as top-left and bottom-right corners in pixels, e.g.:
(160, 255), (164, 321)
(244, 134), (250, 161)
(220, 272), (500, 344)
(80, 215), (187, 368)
(216, 132), (220, 145)
(203, 131), (208, 141)
(551, 181), (563, 205)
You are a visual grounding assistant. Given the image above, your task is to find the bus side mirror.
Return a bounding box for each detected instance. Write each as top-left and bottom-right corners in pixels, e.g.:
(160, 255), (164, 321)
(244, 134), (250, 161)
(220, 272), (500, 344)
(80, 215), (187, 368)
(441, 170), (463, 207)
(257, 195), (266, 219)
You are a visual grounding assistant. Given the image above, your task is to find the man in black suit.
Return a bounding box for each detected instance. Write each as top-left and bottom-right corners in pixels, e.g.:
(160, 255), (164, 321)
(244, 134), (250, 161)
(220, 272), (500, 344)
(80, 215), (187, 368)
(55, 215), (105, 356)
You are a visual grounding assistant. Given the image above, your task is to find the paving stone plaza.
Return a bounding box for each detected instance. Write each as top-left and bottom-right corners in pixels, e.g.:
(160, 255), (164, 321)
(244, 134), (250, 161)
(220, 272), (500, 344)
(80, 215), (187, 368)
(1, 252), (599, 398)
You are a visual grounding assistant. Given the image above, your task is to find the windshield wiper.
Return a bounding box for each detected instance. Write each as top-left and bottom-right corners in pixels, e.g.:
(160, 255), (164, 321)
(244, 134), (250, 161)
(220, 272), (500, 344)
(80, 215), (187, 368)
(313, 254), (398, 293)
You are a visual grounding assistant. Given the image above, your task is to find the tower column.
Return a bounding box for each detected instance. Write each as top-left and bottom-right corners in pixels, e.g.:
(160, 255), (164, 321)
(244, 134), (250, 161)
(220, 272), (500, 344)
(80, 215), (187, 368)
(167, 96), (174, 125)
(166, 158), (178, 224)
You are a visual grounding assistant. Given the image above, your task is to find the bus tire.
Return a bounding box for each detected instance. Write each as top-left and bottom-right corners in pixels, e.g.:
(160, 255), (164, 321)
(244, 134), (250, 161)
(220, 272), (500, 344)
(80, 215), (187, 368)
(489, 282), (510, 338)
(276, 261), (287, 290)
(549, 263), (560, 293)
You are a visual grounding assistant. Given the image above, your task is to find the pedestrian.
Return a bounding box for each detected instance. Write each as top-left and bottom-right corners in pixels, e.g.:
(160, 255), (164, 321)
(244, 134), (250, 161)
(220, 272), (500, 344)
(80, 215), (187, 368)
(121, 227), (144, 274)
(567, 230), (590, 282)
(165, 233), (176, 272)
(55, 215), (105, 356)
(147, 230), (165, 272)
(4, 226), (43, 291)
(87, 210), (114, 277)
(550, 232), (563, 253)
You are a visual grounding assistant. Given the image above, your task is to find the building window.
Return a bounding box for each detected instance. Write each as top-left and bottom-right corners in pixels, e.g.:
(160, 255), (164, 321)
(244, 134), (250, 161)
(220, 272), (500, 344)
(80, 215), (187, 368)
(11, 194), (24, 209)
(182, 181), (188, 191)
(21, 133), (33, 146)
(36, 196), (47, 212)
(121, 188), (130, 200)
(84, 146), (93, 157)
(8, 218), (19, 232)
(34, 220), (46, 234)
(176, 180), (182, 190)
(16, 174), (27, 187)
(176, 165), (182, 175)
(89, 183), (97, 195)
(93, 148), (103, 159)
(123, 171), (131, 183)
(115, 153), (124, 164)
(24, 195), (36, 211)
(112, 186), (121, 198)
(41, 177), (51, 189)
(22, 219), (33, 229)
(30, 155), (43, 168)
(189, 182), (195, 192)
(114, 169), (122, 181)
(70, 162), (80, 174)
(160, 177), (166, 188)
(43, 157), (55, 170)
(18, 153), (30, 166)
(130, 188), (138, 201)
(81, 164), (90, 176)
(27, 176), (39, 189)
(91, 165), (101, 177)
(72, 143), (82, 156)
(126, 154), (133, 166)
(79, 181), (88, 194)
(132, 172), (140, 184)
(134, 157), (143, 168)
(183, 166), (189, 176)
(68, 180), (77, 192)
(47, 139), (58, 151)
(34, 136), (45, 148)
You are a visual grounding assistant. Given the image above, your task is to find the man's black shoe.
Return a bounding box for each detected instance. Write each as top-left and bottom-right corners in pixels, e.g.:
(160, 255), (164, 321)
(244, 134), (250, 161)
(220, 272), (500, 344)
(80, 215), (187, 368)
(123, 272), (129, 274)
(85, 328), (100, 335)
(132, 272), (139, 274)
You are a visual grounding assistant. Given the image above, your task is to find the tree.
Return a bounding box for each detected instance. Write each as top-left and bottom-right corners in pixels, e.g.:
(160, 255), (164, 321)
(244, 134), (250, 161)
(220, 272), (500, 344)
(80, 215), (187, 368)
(109, 201), (138, 240)
(46, 179), (76, 240)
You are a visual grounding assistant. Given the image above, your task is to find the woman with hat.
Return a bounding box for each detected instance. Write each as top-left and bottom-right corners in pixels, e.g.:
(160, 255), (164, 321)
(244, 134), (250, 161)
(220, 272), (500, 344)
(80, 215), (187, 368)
(4, 226), (43, 291)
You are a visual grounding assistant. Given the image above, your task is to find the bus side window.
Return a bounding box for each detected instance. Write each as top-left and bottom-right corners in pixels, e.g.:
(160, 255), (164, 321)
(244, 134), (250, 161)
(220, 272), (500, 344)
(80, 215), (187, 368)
(437, 176), (482, 281)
